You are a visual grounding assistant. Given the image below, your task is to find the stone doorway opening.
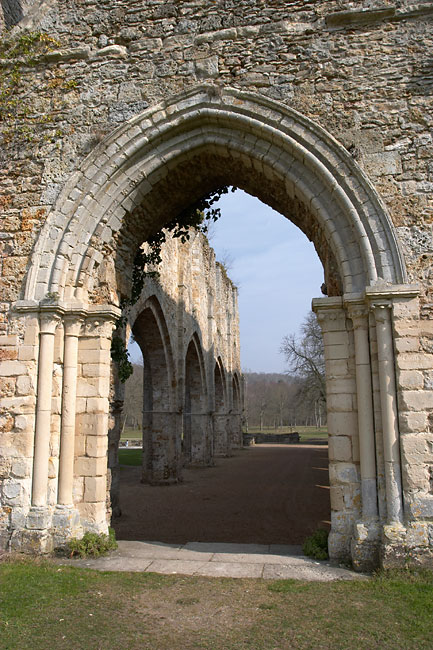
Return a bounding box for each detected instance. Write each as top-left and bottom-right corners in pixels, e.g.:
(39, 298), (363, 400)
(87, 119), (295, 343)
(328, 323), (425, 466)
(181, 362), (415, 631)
(13, 88), (415, 570)
(110, 189), (332, 550)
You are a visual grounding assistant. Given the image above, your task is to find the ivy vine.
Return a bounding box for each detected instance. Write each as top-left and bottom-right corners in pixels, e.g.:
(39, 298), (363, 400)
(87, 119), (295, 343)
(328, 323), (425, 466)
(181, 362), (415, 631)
(111, 186), (237, 381)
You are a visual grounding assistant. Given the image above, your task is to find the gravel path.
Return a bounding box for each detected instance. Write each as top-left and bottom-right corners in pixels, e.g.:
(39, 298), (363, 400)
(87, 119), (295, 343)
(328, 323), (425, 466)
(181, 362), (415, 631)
(113, 444), (330, 546)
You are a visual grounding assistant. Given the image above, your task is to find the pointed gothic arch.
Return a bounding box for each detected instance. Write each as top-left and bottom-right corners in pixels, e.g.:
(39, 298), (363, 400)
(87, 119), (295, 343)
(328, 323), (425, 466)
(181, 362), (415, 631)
(23, 86), (406, 306)
(213, 357), (230, 457)
(132, 295), (179, 485)
(183, 333), (211, 466)
(11, 86), (424, 569)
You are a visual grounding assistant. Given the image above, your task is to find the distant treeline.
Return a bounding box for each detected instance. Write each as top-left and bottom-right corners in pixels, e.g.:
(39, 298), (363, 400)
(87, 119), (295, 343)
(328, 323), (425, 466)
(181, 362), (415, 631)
(244, 372), (325, 430)
(122, 366), (325, 431)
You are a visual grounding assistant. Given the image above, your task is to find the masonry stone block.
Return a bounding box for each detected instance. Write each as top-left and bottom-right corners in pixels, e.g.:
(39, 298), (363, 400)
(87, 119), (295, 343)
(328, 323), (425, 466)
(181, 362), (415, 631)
(329, 462), (359, 486)
(77, 502), (108, 528)
(396, 353), (433, 371)
(84, 476), (106, 503)
(397, 370), (424, 390)
(86, 435), (108, 458)
(326, 393), (354, 413)
(395, 337), (420, 353)
(75, 456), (107, 477)
(400, 390), (433, 412)
(399, 411), (429, 434)
(0, 360), (28, 376)
(327, 411), (358, 436)
(328, 436), (352, 462)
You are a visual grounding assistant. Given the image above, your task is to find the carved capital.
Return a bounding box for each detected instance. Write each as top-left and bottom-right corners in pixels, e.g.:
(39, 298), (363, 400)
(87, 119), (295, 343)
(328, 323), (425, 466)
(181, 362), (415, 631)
(347, 304), (369, 330)
(371, 302), (392, 325)
(39, 311), (62, 335)
(63, 314), (84, 338)
(83, 304), (121, 337)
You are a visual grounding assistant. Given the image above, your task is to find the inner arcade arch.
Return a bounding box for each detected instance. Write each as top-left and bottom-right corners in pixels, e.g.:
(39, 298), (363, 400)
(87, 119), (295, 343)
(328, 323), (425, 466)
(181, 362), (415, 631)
(132, 298), (178, 485)
(12, 87), (421, 569)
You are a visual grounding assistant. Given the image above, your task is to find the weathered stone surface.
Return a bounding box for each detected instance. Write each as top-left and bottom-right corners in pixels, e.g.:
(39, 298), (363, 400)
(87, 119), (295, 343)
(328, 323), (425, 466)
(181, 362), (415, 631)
(0, 0), (432, 569)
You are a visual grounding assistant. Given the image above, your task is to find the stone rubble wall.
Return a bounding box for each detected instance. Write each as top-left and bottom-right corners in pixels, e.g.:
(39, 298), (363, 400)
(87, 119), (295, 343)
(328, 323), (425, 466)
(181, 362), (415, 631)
(109, 230), (242, 517)
(0, 1), (432, 314)
(0, 1), (432, 566)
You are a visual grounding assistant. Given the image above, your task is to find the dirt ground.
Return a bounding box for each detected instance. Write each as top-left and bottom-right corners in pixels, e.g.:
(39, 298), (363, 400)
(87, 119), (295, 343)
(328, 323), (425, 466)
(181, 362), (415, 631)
(113, 443), (330, 545)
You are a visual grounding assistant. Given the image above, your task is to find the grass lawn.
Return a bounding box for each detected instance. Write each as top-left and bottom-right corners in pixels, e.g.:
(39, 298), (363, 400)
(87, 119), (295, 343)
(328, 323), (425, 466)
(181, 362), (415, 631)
(120, 427), (141, 441)
(1, 558), (432, 649)
(118, 448), (142, 466)
(246, 426), (328, 443)
(121, 427), (329, 446)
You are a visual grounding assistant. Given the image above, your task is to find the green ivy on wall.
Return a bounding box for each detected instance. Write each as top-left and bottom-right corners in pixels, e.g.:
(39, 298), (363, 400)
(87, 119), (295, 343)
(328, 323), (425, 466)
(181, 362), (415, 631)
(111, 186), (237, 382)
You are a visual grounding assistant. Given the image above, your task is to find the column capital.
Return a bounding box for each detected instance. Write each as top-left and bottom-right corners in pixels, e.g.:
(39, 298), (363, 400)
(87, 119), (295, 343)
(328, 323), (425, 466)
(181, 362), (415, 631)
(345, 300), (369, 330)
(63, 313), (85, 337)
(83, 304), (122, 337)
(39, 310), (62, 335)
(312, 297), (346, 331)
(371, 301), (392, 324)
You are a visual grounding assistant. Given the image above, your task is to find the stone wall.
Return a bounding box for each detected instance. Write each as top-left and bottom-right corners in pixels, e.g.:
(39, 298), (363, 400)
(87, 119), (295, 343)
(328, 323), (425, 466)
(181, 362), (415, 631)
(0, 1), (432, 567)
(109, 230), (242, 518)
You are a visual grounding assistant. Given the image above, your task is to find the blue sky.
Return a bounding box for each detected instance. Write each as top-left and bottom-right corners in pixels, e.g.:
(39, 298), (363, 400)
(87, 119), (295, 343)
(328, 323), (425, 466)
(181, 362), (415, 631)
(130, 189), (324, 373)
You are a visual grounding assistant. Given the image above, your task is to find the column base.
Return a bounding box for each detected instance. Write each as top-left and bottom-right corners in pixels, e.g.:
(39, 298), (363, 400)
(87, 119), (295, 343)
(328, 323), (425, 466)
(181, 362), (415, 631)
(328, 530), (352, 564)
(380, 522), (411, 568)
(26, 506), (52, 530)
(141, 465), (183, 485)
(52, 505), (82, 549)
(351, 520), (380, 571)
(14, 528), (54, 554)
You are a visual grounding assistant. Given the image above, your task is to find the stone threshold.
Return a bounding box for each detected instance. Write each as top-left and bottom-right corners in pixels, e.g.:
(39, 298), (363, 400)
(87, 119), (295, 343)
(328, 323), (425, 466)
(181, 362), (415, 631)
(56, 540), (367, 581)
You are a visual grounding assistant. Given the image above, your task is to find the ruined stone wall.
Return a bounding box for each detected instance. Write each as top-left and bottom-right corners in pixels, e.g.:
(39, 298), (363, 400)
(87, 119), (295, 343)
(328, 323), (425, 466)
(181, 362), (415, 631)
(0, 1), (432, 566)
(0, 1), (432, 311)
(110, 230), (242, 517)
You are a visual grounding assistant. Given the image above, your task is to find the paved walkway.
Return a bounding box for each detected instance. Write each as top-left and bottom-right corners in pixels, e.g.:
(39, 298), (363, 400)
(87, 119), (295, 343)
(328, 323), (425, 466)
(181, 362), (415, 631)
(59, 540), (365, 581)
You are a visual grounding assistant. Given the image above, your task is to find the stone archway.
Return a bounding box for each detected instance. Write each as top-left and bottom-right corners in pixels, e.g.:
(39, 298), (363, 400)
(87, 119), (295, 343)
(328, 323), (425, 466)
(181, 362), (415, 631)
(231, 373), (243, 450)
(7, 87), (428, 569)
(132, 296), (179, 486)
(213, 357), (230, 457)
(184, 334), (211, 467)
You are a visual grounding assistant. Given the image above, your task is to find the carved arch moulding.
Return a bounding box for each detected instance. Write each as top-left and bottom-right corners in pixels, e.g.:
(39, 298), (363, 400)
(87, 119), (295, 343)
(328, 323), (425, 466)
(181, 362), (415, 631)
(3, 87), (431, 570)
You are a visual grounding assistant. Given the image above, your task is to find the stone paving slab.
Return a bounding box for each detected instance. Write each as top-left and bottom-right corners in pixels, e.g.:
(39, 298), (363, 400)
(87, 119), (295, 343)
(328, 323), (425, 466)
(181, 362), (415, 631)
(209, 552), (311, 565)
(262, 563), (361, 582)
(198, 562), (264, 578)
(55, 540), (367, 581)
(145, 559), (209, 575)
(111, 541), (213, 562)
(183, 541), (269, 554)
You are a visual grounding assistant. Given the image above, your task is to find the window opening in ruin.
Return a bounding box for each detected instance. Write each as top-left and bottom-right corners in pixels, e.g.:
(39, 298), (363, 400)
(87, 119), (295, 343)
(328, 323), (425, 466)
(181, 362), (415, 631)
(115, 189), (330, 547)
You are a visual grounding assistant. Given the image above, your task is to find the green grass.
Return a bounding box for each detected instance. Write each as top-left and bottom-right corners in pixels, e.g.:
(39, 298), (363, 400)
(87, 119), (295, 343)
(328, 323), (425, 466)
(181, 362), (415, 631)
(120, 426), (141, 441)
(118, 448), (142, 466)
(245, 426), (328, 443)
(1, 559), (432, 649)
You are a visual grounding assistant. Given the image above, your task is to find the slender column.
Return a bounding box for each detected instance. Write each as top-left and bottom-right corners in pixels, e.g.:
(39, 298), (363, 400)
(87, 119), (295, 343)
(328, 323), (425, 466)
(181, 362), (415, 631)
(372, 302), (404, 525)
(32, 312), (61, 507)
(58, 315), (83, 506)
(349, 305), (378, 521)
(313, 297), (359, 563)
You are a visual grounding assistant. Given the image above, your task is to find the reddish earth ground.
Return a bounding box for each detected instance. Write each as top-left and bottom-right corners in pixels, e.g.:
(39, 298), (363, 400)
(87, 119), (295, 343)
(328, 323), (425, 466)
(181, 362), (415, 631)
(113, 443), (330, 546)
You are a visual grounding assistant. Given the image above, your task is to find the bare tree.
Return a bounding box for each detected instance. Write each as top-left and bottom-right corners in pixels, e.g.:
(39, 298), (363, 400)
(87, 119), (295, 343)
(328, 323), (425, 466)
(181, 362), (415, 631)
(280, 313), (326, 426)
